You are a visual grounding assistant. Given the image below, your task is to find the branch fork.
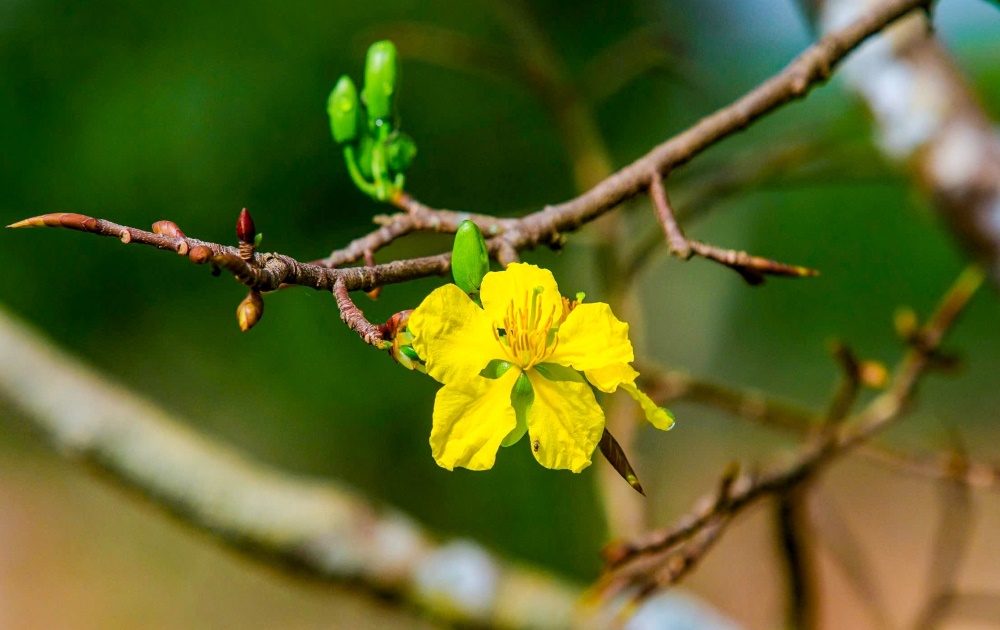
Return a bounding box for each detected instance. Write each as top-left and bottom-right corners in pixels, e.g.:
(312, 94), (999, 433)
(648, 172), (818, 284)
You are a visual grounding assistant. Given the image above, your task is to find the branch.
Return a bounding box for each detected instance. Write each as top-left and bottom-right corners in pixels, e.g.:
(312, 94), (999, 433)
(644, 366), (1000, 491)
(0, 303), (581, 629)
(7, 212), (451, 298)
(914, 445), (974, 630)
(9, 0), (931, 305)
(598, 264), (983, 602)
(776, 488), (819, 630)
(812, 0), (1000, 284)
(502, 0), (933, 248)
(648, 173), (818, 284)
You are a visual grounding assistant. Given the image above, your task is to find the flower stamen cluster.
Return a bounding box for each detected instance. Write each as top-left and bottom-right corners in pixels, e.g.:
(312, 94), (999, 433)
(495, 287), (559, 369)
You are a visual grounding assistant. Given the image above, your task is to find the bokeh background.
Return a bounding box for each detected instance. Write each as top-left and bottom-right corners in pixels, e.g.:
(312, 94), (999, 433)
(2, 0), (1000, 628)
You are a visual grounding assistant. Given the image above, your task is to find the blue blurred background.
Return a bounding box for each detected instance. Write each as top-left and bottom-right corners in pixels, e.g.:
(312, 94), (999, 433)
(2, 1), (999, 627)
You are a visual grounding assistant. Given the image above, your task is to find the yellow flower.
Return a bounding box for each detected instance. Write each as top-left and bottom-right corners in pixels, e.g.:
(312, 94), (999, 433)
(409, 263), (674, 473)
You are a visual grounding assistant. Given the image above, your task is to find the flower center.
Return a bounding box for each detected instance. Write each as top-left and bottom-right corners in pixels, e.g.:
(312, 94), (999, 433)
(493, 286), (559, 369)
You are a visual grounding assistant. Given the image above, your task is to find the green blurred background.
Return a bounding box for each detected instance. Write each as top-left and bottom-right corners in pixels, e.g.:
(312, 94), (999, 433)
(2, 1), (1000, 628)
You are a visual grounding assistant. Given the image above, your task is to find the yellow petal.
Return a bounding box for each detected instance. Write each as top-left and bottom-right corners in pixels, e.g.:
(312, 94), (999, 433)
(480, 263), (562, 323)
(430, 368), (521, 471)
(548, 302), (633, 372)
(583, 363), (639, 394)
(410, 283), (497, 385)
(622, 382), (675, 431)
(584, 364), (675, 431)
(524, 370), (605, 472)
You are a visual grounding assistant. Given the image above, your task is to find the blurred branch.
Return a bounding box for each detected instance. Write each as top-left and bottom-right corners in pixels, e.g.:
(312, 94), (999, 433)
(913, 592), (1000, 630)
(598, 264), (984, 603)
(0, 304), (581, 629)
(812, 490), (895, 629)
(810, 0), (1000, 285)
(776, 487), (819, 630)
(358, 23), (526, 89)
(913, 442), (975, 630)
(579, 27), (683, 104)
(640, 367), (817, 434)
(643, 365), (1000, 491)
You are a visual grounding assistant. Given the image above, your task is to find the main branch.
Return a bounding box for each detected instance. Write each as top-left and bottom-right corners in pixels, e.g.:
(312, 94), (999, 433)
(9, 0), (932, 347)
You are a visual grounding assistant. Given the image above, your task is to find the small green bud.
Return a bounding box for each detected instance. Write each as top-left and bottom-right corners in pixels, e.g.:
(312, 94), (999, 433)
(451, 220), (490, 295)
(362, 40), (398, 125)
(385, 131), (417, 173)
(328, 75), (360, 145)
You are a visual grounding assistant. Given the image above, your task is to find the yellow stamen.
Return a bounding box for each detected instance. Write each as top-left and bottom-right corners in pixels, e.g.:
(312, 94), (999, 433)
(495, 289), (559, 369)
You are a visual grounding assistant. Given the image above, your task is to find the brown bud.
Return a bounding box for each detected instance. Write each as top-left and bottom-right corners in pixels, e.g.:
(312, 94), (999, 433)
(188, 245), (213, 265)
(7, 212), (98, 231)
(237, 291), (264, 332)
(236, 208), (256, 245)
(152, 220), (187, 238)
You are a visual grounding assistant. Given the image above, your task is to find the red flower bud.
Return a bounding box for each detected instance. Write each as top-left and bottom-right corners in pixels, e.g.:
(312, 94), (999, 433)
(236, 208), (256, 245)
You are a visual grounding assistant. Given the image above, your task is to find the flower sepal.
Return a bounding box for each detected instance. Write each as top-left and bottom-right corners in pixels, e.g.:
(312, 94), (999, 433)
(502, 371), (532, 447)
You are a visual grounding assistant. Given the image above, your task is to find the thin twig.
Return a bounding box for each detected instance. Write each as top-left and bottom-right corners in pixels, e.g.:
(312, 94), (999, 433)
(8, 212), (452, 298)
(600, 264), (983, 601)
(826, 342), (863, 425)
(333, 278), (386, 348)
(644, 367), (1000, 491)
(649, 172), (692, 259)
(777, 487), (819, 630)
(686, 239), (819, 285)
(913, 444), (974, 630)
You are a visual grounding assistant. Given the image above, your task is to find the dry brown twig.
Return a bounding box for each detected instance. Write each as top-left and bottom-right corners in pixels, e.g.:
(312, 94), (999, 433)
(644, 365), (1000, 492)
(597, 264), (985, 604)
(648, 172), (819, 284)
